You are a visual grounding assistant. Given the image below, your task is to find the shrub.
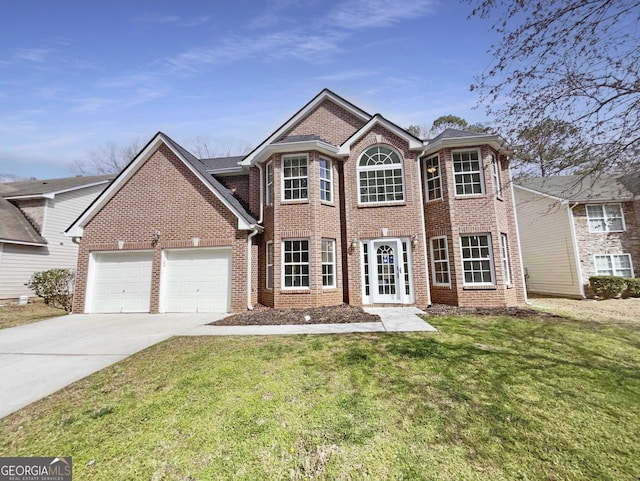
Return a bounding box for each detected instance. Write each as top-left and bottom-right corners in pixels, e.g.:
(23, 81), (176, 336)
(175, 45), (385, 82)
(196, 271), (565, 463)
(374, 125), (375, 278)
(588, 276), (627, 299)
(625, 277), (640, 298)
(25, 268), (75, 312)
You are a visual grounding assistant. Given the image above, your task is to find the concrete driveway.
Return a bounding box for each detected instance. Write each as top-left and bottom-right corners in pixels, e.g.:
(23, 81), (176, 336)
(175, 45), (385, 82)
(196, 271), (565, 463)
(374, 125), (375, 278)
(0, 312), (224, 418)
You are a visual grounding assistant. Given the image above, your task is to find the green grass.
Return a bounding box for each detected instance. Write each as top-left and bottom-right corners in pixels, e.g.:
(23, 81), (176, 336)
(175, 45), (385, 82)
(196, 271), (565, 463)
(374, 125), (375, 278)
(2, 314), (639, 480)
(0, 298), (66, 329)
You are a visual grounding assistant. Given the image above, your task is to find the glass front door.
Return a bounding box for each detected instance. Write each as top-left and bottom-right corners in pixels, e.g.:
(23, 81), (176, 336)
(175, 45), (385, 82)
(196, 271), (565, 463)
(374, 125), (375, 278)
(372, 241), (401, 303)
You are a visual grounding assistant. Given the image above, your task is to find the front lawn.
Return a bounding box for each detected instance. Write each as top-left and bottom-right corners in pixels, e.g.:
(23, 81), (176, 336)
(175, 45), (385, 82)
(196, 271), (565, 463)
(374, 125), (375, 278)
(0, 298), (67, 329)
(1, 313), (638, 480)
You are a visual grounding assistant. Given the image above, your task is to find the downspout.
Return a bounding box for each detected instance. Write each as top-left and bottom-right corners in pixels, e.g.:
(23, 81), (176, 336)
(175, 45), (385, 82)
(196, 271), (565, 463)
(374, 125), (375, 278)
(567, 202), (586, 298)
(247, 163), (265, 310)
(508, 163), (531, 305)
(416, 151), (433, 307)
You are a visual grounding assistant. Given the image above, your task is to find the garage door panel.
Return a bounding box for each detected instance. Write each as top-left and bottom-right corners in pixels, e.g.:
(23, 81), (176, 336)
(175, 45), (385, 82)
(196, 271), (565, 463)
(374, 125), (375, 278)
(90, 251), (153, 313)
(163, 248), (231, 313)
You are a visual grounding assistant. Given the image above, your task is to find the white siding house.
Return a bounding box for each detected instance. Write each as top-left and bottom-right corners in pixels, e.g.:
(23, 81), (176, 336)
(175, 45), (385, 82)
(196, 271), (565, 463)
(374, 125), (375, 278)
(0, 176), (112, 300)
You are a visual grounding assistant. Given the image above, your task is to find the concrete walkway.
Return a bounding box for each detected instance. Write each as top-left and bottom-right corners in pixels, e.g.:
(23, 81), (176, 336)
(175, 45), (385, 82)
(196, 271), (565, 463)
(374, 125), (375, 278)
(0, 308), (435, 418)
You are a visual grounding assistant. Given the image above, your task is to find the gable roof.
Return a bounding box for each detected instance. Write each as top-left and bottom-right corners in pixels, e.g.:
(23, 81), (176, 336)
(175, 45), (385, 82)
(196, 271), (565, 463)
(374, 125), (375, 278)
(0, 174), (113, 199)
(337, 114), (423, 156)
(0, 197), (47, 245)
(66, 132), (259, 237)
(515, 175), (637, 202)
(200, 156), (245, 174)
(241, 88), (372, 166)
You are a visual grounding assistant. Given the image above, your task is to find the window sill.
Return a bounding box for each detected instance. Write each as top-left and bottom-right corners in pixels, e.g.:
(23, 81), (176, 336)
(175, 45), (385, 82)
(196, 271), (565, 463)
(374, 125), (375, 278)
(320, 201), (335, 207)
(280, 289), (311, 294)
(281, 199), (309, 205)
(454, 194), (486, 200)
(357, 201), (406, 208)
(431, 284), (451, 289)
(463, 285), (497, 290)
(425, 198), (444, 204)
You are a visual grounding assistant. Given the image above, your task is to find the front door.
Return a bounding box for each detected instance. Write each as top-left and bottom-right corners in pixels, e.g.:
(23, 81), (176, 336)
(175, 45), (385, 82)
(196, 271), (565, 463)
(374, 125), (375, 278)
(372, 240), (402, 303)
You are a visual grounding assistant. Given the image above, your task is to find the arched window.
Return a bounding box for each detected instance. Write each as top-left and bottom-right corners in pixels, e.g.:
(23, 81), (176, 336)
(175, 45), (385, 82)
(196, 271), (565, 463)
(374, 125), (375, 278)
(358, 145), (405, 203)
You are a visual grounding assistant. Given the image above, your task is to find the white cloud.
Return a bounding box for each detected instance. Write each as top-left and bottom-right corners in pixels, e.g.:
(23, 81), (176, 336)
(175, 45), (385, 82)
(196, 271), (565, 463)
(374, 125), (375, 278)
(328, 0), (436, 29)
(315, 69), (378, 82)
(136, 12), (210, 27)
(14, 48), (53, 63)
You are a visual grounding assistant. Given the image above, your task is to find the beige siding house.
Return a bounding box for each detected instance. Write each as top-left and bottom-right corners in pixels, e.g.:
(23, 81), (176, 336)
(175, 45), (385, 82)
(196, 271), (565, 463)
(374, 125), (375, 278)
(0, 176), (113, 300)
(514, 175), (640, 298)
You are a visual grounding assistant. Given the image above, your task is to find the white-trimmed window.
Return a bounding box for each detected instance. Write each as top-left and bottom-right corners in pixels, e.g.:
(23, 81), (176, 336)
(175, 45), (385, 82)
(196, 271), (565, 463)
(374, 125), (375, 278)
(283, 239), (309, 288)
(266, 161), (274, 206)
(500, 233), (511, 285)
(358, 145), (405, 203)
(266, 241), (273, 289)
(430, 236), (450, 286)
(424, 155), (442, 201)
(460, 234), (494, 284)
(319, 158), (333, 202)
(321, 239), (336, 288)
(586, 204), (625, 233)
(594, 254), (633, 277)
(282, 155), (308, 201)
(453, 149), (483, 195)
(491, 154), (502, 197)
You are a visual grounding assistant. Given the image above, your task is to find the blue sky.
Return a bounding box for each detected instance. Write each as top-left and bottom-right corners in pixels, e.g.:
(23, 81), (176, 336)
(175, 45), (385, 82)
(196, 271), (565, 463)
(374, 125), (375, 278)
(0, 0), (499, 179)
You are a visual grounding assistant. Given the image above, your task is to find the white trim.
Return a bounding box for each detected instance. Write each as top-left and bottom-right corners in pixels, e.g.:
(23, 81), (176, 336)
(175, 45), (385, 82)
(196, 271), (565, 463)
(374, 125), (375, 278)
(281, 154), (309, 202)
(491, 153), (502, 197)
(0, 242), (3, 266)
(593, 253), (634, 277)
(452, 148), (485, 196)
(41, 198), (49, 237)
(2, 180), (112, 201)
(361, 238), (414, 304)
(0, 238), (47, 247)
(66, 133), (256, 237)
(242, 89), (370, 166)
(248, 140), (339, 166)
(585, 203), (626, 233)
(422, 133), (511, 157)
(513, 184), (565, 202)
(357, 145), (406, 205)
(337, 115), (423, 156)
(265, 160), (274, 206)
(509, 167), (530, 303)
(429, 236), (451, 287)
(567, 203), (586, 298)
(500, 233), (511, 286)
(416, 154), (433, 306)
(460, 233), (495, 286)
(281, 238), (310, 290)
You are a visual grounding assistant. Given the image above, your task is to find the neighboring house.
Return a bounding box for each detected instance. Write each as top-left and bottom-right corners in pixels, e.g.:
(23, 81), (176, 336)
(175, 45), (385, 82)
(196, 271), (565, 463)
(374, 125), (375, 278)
(0, 175), (113, 300)
(67, 89), (526, 314)
(514, 175), (640, 298)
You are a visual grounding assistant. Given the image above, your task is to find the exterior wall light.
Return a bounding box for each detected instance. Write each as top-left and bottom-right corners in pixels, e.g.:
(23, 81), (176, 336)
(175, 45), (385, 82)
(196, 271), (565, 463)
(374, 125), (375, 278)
(411, 234), (419, 248)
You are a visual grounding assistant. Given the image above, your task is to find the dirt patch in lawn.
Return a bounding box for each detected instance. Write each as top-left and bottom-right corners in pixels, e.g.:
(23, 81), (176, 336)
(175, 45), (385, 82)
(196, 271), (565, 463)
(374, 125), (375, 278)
(212, 304), (380, 326)
(422, 303), (567, 320)
(528, 296), (640, 326)
(0, 298), (67, 329)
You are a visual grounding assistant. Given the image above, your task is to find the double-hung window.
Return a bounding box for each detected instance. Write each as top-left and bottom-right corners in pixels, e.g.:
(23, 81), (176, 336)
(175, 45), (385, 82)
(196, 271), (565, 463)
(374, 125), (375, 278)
(460, 234), (494, 284)
(358, 145), (404, 203)
(424, 155), (442, 201)
(500, 233), (511, 285)
(321, 239), (336, 288)
(265, 161), (274, 206)
(430, 236), (450, 286)
(453, 150), (483, 195)
(283, 240), (309, 288)
(266, 241), (273, 289)
(319, 158), (333, 202)
(586, 204), (625, 232)
(491, 154), (502, 197)
(282, 155), (308, 201)
(594, 254), (633, 277)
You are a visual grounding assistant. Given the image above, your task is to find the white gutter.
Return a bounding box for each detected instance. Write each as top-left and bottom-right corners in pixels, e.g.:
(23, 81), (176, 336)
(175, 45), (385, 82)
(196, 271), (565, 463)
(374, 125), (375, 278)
(256, 162), (264, 224)
(567, 202), (586, 298)
(416, 151), (433, 307)
(508, 164), (531, 305)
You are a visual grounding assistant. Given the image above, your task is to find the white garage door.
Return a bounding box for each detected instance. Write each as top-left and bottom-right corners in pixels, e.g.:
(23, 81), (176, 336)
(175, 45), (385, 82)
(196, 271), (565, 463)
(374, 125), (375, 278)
(90, 251), (154, 313)
(162, 248), (231, 313)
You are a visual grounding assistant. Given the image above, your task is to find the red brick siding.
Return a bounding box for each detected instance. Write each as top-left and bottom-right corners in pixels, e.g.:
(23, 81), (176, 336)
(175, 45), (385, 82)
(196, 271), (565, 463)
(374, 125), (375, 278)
(73, 144), (249, 313)
(218, 174), (250, 208)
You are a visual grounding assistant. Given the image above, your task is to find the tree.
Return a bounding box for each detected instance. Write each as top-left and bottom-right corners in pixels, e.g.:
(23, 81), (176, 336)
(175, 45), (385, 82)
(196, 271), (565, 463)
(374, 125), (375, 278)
(467, 0), (640, 172)
(408, 116), (493, 139)
(72, 139), (143, 175)
(0, 173), (29, 182)
(513, 118), (595, 178)
(431, 115), (468, 133)
(188, 134), (252, 159)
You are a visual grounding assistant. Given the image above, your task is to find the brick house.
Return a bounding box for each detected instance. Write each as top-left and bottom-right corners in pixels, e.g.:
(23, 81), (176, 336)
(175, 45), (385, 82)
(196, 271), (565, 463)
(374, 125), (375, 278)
(67, 89), (525, 313)
(514, 174), (640, 298)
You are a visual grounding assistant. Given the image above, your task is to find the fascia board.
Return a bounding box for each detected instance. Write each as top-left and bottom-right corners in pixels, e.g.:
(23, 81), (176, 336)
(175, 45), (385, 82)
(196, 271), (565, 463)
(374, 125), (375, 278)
(0, 238), (48, 246)
(337, 116), (424, 156)
(253, 141), (339, 164)
(513, 184), (565, 202)
(422, 135), (512, 157)
(241, 90), (370, 166)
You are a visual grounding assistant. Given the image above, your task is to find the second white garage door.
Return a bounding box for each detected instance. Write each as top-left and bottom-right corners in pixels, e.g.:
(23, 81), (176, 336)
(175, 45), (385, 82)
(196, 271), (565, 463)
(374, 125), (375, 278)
(162, 248), (232, 313)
